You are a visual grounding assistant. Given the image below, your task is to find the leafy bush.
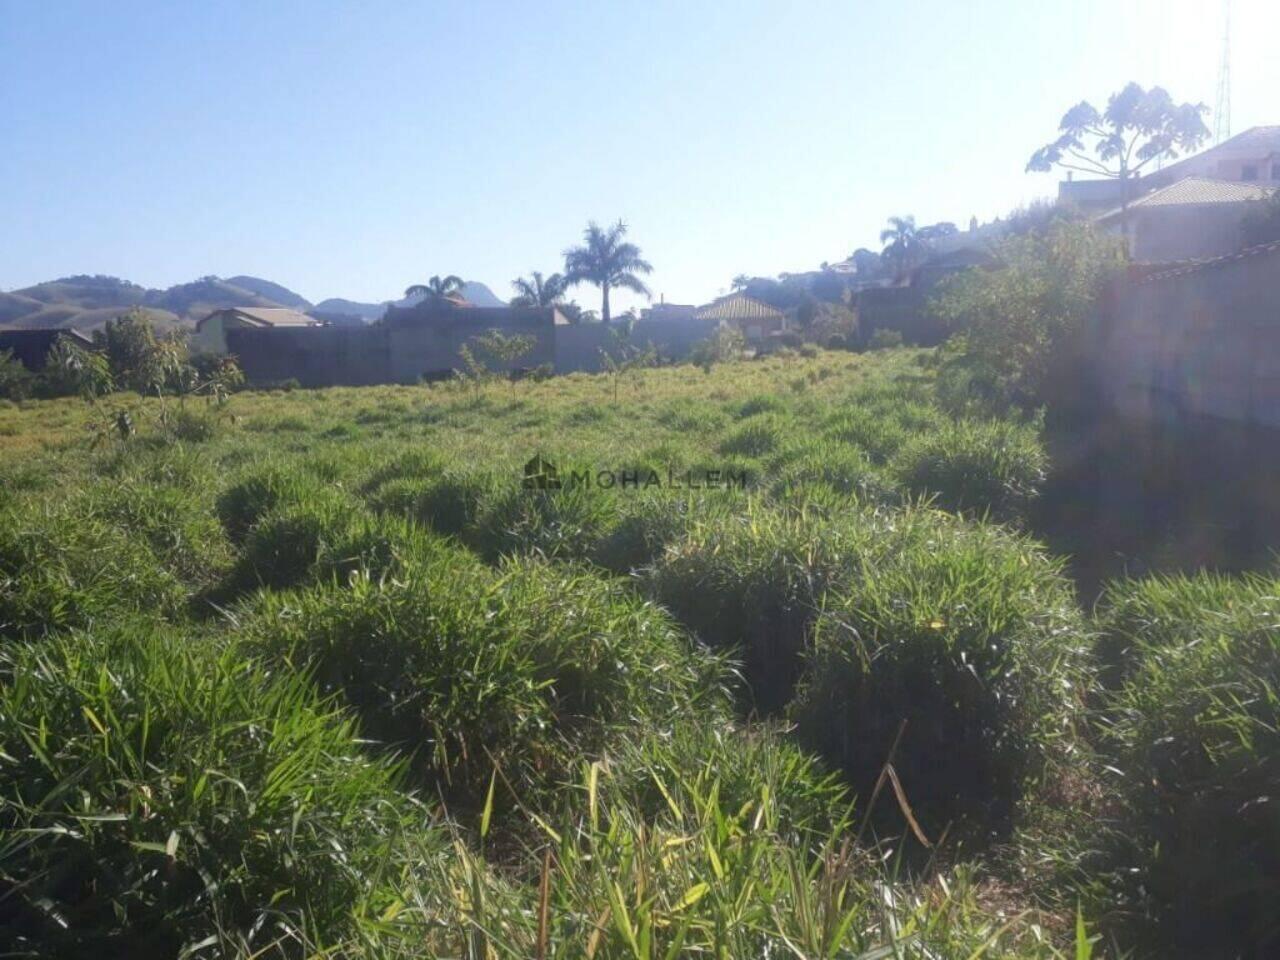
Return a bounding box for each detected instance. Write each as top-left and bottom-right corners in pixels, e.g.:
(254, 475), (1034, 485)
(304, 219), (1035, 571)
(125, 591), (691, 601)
(246, 558), (727, 804)
(1093, 573), (1280, 955)
(868, 327), (904, 350)
(891, 417), (1047, 521)
(0, 350), (35, 400)
(793, 511), (1088, 831)
(0, 623), (432, 956)
(930, 221), (1125, 411)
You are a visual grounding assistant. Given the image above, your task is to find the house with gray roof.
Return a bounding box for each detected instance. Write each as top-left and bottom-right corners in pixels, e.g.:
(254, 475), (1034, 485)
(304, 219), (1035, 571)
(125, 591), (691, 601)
(1096, 177), (1276, 262)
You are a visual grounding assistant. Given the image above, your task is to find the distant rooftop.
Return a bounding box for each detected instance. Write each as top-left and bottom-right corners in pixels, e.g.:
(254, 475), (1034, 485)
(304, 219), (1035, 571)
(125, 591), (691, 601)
(230, 307), (319, 326)
(1097, 177), (1275, 222)
(694, 293), (784, 322)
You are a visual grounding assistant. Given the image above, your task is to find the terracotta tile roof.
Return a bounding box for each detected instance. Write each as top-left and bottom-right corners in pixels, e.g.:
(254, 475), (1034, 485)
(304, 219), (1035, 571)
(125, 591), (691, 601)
(694, 293), (784, 322)
(1096, 177), (1275, 222)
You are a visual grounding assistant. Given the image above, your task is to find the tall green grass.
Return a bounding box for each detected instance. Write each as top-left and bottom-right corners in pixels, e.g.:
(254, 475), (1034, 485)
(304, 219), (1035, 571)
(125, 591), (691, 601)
(0, 622), (436, 956)
(1091, 573), (1280, 956)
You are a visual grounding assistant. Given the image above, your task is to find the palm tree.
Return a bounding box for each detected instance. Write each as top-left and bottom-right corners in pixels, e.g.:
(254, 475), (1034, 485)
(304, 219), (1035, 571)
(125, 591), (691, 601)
(563, 220), (652, 324)
(404, 274), (464, 302)
(509, 271), (567, 308)
(879, 216), (923, 279)
(731, 274), (751, 291)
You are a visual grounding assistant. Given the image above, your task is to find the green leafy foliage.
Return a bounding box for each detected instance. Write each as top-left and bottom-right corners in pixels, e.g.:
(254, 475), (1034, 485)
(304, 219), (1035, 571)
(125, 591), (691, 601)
(931, 222), (1125, 412)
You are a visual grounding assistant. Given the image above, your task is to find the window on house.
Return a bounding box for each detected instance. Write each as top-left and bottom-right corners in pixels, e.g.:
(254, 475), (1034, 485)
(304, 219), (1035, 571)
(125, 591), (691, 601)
(1241, 164), (1259, 181)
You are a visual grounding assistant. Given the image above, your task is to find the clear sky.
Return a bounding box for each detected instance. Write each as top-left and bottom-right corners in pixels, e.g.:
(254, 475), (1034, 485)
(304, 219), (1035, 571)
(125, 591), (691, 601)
(2, 0), (1276, 313)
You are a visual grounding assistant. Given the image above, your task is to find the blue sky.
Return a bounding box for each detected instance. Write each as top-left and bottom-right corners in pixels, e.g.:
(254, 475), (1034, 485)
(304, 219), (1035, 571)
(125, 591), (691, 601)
(2, 0), (1276, 313)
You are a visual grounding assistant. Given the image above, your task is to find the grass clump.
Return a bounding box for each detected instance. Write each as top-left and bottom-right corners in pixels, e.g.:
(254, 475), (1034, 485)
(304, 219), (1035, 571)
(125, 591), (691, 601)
(1091, 573), (1280, 956)
(646, 504), (880, 712)
(891, 417), (1047, 521)
(0, 501), (186, 640)
(215, 464), (333, 542)
(793, 510), (1089, 833)
(370, 468), (498, 538)
(719, 415), (786, 457)
(245, 557), (727, 806)
(0, 622), (434, 956)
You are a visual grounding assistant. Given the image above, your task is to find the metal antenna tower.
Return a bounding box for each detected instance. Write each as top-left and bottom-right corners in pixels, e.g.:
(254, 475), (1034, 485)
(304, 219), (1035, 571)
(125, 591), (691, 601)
(1214, 0), (1232, 144)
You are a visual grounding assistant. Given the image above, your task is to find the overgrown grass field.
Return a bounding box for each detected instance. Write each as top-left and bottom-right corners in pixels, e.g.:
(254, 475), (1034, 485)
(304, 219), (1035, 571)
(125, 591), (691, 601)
(1, 349), (1276, 958)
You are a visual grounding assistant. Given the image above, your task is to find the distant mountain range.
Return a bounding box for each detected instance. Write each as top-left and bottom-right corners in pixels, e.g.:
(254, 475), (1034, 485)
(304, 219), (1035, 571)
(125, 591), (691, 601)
(0, 275), (507, 332)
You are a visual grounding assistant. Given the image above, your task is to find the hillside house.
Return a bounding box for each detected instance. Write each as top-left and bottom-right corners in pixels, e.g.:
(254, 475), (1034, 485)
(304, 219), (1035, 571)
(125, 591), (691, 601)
(0, 328), (97, 370)
(193, 307), (319, 355)
(1096, 177), (1276, 262)
(694, 293), (788, 343)
(1059, 125), (1280, 213)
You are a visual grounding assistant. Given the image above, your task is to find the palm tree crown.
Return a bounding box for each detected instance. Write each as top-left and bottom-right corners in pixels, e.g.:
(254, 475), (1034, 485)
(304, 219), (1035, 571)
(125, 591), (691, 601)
(510, 271), (567, 308)
(405, 274), (464, 302)
(563, 220), (652, 324)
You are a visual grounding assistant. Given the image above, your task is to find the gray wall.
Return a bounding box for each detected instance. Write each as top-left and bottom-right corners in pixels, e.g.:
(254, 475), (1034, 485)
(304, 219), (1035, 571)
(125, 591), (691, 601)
(229, 310), (557, 387)
(554, 323), (617, 374)
(1100, 244), (1280, 427)
(1116, 205), (1253, 263)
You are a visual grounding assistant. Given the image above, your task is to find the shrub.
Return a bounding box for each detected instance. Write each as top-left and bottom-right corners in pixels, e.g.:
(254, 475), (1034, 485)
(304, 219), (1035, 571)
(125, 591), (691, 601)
(793, 511), (1088, 832)
(867, 327), (904, 350)
(930, 221), (1125, 410)
(0, 623), (432, 955)
(0, 349), (35, 400)
(245, 558), (727, 804)
(891, 417), (1047, 521)
(1093, 573), (1280, 955)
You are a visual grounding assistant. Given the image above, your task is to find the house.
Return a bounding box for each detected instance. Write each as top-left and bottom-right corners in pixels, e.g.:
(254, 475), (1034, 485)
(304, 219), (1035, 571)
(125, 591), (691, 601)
(1059, 126), (1280, 213)
(694, 293), (788, 342)
(192, 307), (320, 355)
(1096, 177), (1276, 262)
(0, 328), (97, 370)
